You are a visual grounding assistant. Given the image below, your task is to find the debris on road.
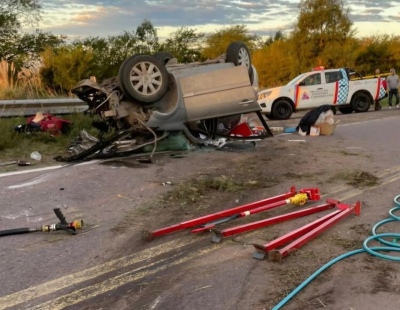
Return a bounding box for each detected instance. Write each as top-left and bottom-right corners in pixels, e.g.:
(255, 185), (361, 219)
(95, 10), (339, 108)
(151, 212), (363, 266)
(14, 112), (71, 135)
(297, 105), (338, 136)
(17, 160), (31, 166)
(30, 151), (42, 161)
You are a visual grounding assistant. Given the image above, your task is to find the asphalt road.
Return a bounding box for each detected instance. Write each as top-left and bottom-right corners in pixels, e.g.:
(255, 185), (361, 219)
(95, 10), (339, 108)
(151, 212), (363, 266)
(1, 107), (400, 310)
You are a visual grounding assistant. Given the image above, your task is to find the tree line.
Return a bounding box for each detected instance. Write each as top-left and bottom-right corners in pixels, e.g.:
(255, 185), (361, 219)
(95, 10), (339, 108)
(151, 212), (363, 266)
(2, 0), (400, 94)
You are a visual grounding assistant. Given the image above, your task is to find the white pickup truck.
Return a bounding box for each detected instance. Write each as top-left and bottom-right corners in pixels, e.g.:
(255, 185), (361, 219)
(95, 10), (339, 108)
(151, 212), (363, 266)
(257, 67), (387, 120)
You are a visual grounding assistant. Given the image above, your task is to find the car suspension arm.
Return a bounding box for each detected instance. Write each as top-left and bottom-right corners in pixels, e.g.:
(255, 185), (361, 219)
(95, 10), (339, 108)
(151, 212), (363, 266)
(54, 128), (134, 162)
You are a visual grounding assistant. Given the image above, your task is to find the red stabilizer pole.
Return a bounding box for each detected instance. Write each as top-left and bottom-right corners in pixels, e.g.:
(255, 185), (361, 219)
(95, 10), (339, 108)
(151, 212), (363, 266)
(148, 186), (298, 239)
(195, 188), (321, 233)
(261, 210), (341, 252)
(212, 201), (336, 241)
(269, 202), (360, 262)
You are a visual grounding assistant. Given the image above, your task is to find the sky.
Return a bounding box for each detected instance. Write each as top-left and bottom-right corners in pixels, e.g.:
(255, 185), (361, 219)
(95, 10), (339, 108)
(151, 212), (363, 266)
(36, 0), (400, 41)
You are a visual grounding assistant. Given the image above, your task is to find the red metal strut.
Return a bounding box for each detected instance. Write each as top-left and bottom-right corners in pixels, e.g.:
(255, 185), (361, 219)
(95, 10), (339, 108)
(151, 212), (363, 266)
(143, 186), (320, 241)
(252, 200), (361, 262)
(210, 199), (337, 243)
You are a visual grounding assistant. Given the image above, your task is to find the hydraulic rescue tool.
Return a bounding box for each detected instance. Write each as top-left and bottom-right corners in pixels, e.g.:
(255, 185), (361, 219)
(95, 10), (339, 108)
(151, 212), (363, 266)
(0, 208), (84, 237)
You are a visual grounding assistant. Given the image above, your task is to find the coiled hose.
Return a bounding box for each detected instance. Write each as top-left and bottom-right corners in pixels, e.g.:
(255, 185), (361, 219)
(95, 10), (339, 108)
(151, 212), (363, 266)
(272, 194), (400, 310)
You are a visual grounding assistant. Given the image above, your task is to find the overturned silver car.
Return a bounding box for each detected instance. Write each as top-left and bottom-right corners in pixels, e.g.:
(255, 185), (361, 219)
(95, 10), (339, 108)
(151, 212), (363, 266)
(57, 42), (272, 161)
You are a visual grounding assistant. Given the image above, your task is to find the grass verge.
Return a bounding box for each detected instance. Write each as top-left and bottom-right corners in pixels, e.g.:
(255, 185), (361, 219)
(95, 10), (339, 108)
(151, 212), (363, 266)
(0, 113), (99, 165)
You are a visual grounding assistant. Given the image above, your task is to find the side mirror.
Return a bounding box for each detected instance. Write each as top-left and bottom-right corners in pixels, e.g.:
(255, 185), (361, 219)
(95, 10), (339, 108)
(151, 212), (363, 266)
(299, 81), (305, 86)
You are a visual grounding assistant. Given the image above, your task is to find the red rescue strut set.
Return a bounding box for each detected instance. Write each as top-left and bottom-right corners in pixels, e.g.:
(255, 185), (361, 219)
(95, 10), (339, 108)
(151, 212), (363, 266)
(143, 186), (320, 241)
(144, 186), (361, 262)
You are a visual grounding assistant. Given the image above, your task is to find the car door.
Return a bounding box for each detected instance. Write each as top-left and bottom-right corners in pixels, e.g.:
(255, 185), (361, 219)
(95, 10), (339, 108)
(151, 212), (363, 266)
(179, 65), (259, 122)
(296, 72), (328, 109)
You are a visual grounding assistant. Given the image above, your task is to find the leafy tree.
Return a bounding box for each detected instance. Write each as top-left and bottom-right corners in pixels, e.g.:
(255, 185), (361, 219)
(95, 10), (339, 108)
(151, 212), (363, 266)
(0, 0), (64, 79)
(40, 46), (95, 93)
(0, 0), (41, 24)
(354, 35), (400, 75)
(291, 0), (355, 71)
(201, 25), (260, 59)
(159, 27), (204, 63)
(71, 20), (161, 81)
(0, 0), (44, 62)
(252, 39), (295, 88)
(73, 31), (138, 81)
(264, 31), (284, 46)
(135, 19), (159, 54)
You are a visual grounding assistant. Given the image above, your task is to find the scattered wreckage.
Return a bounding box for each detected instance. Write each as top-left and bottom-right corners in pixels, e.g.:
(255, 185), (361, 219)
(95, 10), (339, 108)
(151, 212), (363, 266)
(55, 42), (272, 162)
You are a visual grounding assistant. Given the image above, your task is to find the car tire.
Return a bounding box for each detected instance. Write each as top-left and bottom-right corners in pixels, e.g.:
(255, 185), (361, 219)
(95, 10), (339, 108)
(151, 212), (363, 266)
(225, 42), (252, 75)
(272, 100), (293, 120)
(154, 51), (174, 65)
(118, 55), (137, 98)
(352, 93), (371, 113)
(118, 54), (169, 104)
(338, 106), (353, 114)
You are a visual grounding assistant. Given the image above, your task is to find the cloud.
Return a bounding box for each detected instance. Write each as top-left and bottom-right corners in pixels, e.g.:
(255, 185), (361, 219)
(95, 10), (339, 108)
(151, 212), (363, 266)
(37, 0), (400, 39)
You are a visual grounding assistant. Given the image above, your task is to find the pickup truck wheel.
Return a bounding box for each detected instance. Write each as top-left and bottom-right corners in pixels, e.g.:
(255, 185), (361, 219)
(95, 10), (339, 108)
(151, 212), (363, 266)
(352, 93), (371, 113)
(154, 52), (174, 65)
(226, 42), (252, 75)
(118, 55), (169, 103)
(272, 100), (293, 120)
(338, 107), (353, 114)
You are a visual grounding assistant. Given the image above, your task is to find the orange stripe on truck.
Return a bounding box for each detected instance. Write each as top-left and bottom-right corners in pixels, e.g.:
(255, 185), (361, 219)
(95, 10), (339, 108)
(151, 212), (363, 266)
(375, 78), (381, 100)
(295, 84), (300, 108)
(333, 81), (338, 104)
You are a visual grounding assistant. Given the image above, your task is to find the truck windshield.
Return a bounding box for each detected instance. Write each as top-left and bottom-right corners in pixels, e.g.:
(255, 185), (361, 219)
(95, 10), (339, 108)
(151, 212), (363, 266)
(287, 73), (307, 86)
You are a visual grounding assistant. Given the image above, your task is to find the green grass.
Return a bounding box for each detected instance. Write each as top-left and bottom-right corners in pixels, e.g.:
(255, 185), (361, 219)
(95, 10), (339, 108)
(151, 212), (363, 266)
(0, 86), (56, 100)
(378, 96), (390, 108)
(0, 113), (99, 163)
(164, 175), (263, 205)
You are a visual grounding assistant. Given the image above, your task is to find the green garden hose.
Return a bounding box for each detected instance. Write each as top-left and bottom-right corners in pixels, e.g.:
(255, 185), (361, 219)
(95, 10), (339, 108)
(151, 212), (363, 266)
(272, 194), (400, 310)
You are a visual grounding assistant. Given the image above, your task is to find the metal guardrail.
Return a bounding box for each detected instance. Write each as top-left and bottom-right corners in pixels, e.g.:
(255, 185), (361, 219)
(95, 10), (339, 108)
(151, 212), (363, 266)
(0, 98), (89, 117)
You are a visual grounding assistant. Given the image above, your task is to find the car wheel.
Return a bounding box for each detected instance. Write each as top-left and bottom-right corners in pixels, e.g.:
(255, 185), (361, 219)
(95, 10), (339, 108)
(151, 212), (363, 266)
(154, 51), (175, 65)
(118, 55), (169, 103)
(272, 100), (293, 120)
(117, 56), (137, 98)
(226, 42), (252, 75)
(352, 93), (371, 113)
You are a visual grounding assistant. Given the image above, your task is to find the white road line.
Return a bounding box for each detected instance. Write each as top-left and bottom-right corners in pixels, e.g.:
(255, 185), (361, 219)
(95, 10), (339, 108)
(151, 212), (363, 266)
(7, 174), (52, 189)
(26, 246), (220, 310)
(0, 161), (99, 179)
(0, 237), (200, 310)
